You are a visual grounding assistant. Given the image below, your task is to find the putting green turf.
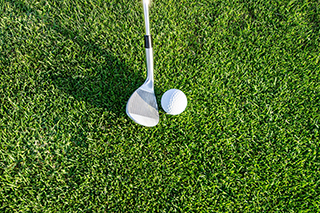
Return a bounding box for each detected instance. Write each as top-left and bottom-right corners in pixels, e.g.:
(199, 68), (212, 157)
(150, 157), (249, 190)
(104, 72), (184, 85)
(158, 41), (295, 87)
(0, 0), (319, 211)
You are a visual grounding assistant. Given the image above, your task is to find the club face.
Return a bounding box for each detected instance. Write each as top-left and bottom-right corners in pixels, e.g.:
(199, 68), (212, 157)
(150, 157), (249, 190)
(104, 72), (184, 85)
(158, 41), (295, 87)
(126, 87), (159, 127)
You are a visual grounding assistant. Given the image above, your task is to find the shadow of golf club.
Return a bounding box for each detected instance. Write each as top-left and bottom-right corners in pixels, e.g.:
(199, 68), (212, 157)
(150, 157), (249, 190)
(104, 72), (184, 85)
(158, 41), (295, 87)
(47, 21), (144, 115)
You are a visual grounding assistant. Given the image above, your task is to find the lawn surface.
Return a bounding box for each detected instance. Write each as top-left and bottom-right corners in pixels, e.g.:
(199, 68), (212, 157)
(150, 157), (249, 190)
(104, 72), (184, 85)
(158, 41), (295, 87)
(0, 0), (319, 212)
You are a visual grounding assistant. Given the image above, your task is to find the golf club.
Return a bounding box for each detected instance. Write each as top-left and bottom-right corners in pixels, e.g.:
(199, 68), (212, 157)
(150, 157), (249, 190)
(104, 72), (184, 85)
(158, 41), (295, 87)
(126, 0), (159, 127)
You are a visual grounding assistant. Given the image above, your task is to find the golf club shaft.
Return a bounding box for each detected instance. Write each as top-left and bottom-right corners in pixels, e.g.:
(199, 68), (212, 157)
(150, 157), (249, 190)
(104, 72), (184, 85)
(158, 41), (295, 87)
(143, 2), (154, 89)
(143, 3), (150, 35)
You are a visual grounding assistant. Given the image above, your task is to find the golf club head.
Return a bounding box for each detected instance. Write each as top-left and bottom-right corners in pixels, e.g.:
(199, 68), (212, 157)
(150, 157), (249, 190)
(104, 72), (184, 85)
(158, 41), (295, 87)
(126, 86), (159, 127)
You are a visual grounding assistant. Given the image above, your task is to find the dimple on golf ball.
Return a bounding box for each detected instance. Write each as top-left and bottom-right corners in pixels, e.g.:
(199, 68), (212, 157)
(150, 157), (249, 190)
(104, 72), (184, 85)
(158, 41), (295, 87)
(161, 89), (187, 115)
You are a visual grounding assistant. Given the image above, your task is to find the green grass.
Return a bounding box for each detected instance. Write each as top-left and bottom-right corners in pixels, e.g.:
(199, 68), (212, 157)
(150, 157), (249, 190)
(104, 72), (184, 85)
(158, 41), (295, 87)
(0, 0), (319, 211)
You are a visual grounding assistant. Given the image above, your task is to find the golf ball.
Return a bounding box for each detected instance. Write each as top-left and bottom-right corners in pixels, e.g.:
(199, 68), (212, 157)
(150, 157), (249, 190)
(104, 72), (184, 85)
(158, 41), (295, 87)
(161, 89), (187, 115)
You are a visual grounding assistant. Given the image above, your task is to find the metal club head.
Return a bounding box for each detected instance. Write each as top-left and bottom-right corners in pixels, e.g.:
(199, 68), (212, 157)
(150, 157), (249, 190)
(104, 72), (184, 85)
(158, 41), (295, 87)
(126, 84), (159, 127)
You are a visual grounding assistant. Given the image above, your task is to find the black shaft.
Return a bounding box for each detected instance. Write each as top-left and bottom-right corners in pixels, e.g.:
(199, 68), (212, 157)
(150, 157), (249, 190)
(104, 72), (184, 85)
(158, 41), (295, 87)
(144, 35), (152, 48)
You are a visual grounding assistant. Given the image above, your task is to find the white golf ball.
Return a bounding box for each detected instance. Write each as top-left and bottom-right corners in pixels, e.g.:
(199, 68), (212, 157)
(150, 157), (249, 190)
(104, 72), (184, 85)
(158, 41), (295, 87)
(161, 89), (187, 115)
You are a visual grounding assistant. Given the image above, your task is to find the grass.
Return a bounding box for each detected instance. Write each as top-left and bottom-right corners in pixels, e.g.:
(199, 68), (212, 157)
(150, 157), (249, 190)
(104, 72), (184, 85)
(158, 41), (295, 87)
(0, 0), (319, 211)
